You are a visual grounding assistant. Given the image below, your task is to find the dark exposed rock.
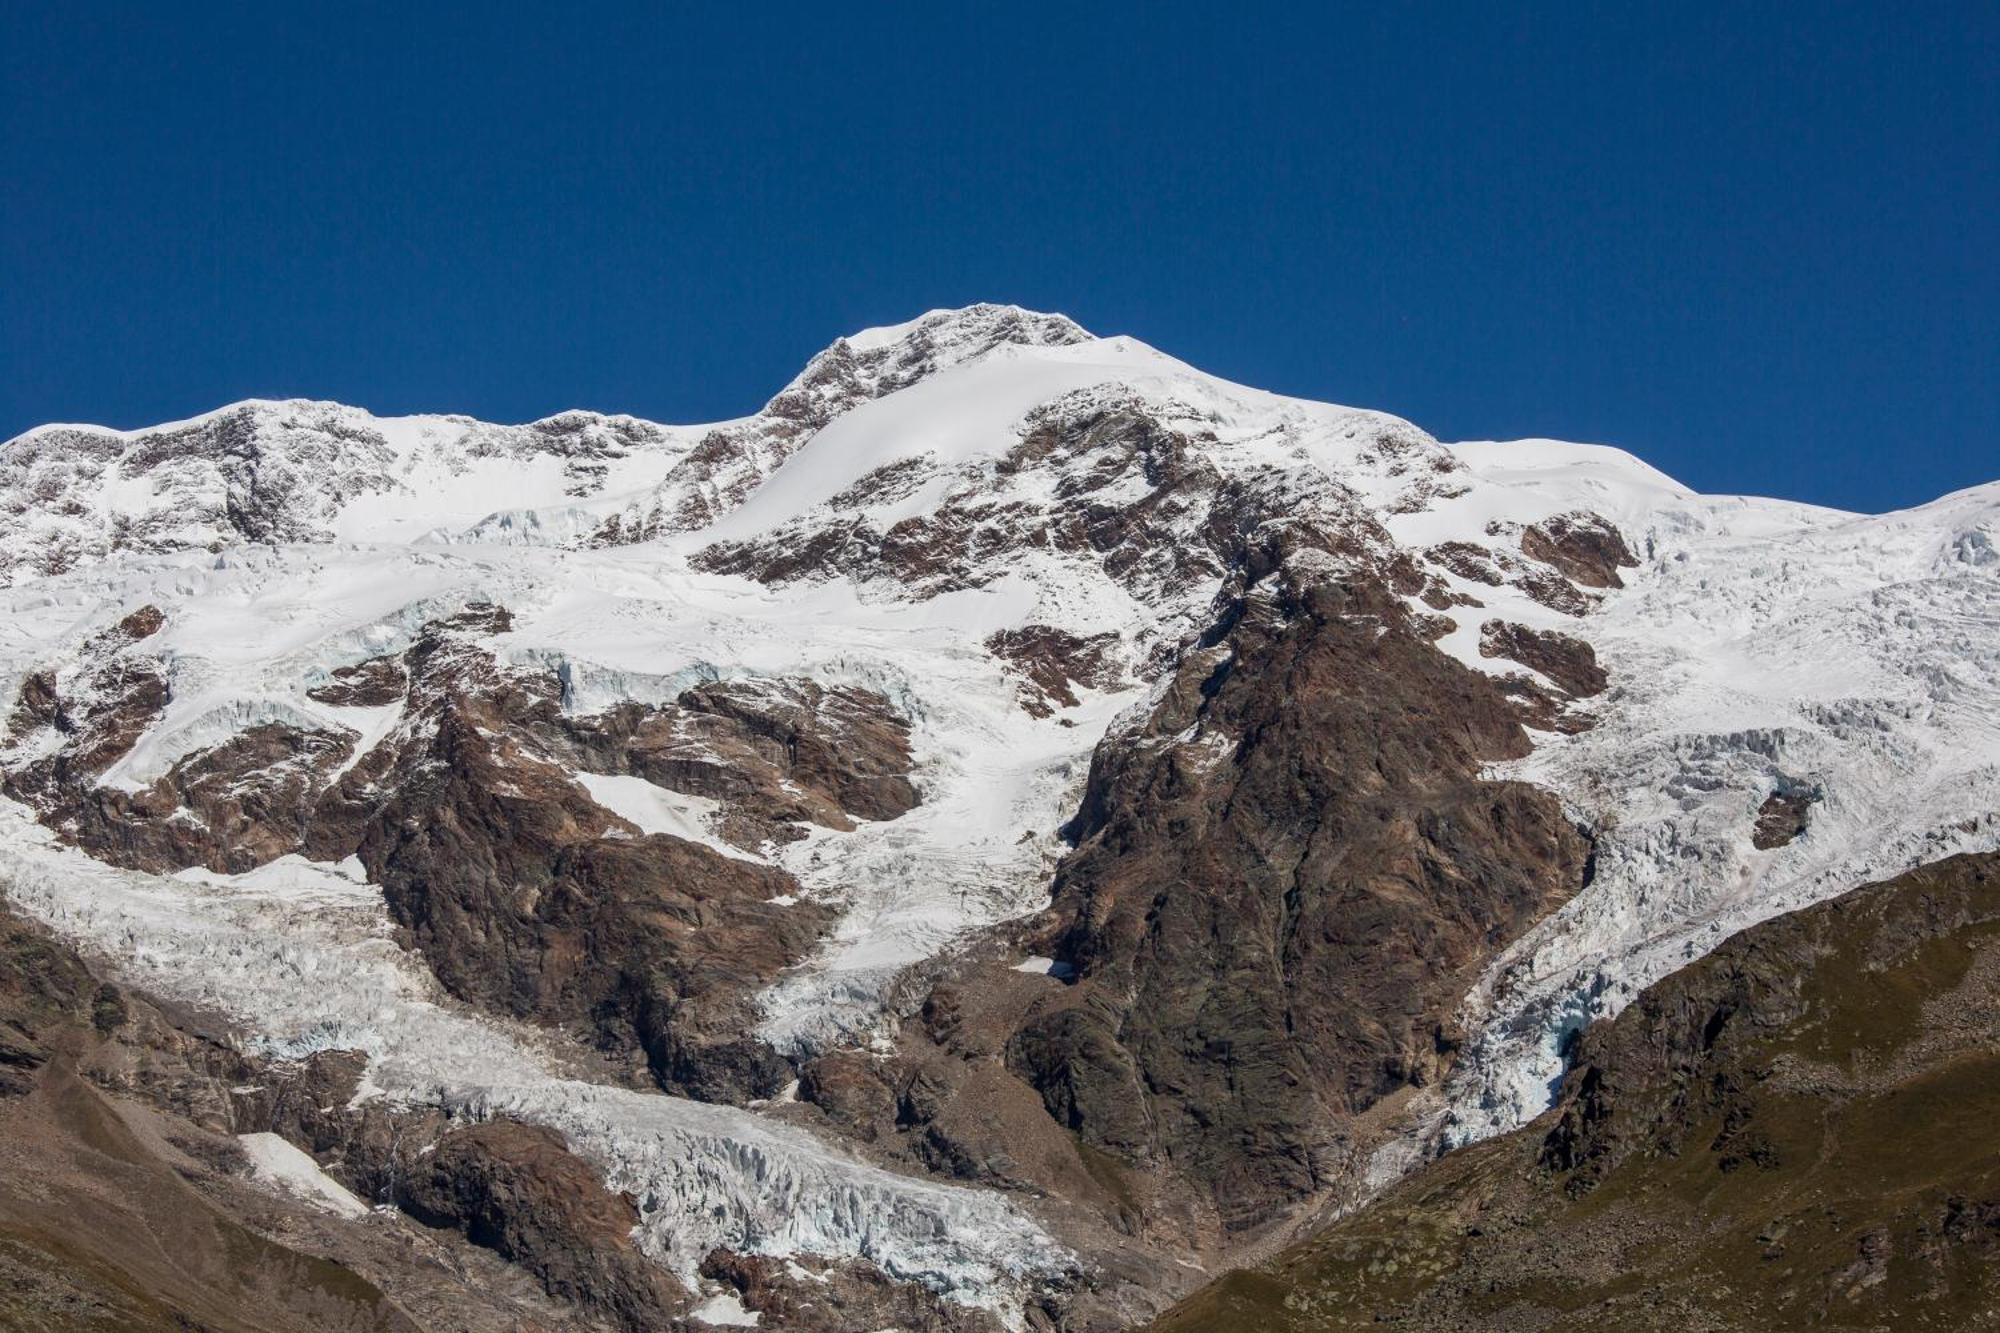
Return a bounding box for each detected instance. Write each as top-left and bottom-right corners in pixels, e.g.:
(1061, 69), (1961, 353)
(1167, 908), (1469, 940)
(2, 607), (172, 808)
(1478, 619), (1609, 698)
(986, 625), (1127, 717)
(2, 604), (912, 1103)
(848, 515), (1594, 1259)
(0, 898), (696, 1331)
(0, 609), (361, 878)
(798, 1050), (900, 1137)
(331, 622), (834, 1102)
(1488, 672), (1600, 735)
(563, 677), (919, 843)
(306, 655), (408, 707)
(1511, 562), (1595, 616)
(694, 400), (1247, 624)
(1752, 788), (1816, 849)
(674, 678), (917, 823)
(0, 904), (417, 1332)
(700, 1249), (1014, 1333)
(1518, 510), (1639, 589)
(399, 1121), (683, 1330)
(69, 722), (356, 873)
(1429, 527), (1619, 619)
(1424, 540), (1506, 586)
(1001, 541), (1588, 1232)
(1153, 852), (2000, 1331)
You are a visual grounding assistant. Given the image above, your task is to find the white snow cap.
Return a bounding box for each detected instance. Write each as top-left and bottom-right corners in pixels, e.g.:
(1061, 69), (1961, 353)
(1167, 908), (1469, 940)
(1, 303), (1994, 1321)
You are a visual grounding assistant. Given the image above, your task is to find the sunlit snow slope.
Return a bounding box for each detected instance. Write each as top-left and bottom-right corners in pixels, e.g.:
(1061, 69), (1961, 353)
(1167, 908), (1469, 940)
(2, 303), (1995, 1315)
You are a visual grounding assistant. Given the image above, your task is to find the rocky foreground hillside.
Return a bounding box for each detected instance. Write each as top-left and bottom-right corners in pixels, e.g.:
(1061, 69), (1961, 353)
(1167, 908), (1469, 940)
(0, 304), (1995, 1327)
(1154, 851), (2000, 1331)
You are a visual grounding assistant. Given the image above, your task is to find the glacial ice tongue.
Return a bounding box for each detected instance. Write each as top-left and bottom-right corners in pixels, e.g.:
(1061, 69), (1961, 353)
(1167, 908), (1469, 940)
(0, 809), (1071, 1313)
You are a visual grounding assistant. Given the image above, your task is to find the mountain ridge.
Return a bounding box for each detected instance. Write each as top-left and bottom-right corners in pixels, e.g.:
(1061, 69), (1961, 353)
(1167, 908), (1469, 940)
(1, 303), (1995, 1328)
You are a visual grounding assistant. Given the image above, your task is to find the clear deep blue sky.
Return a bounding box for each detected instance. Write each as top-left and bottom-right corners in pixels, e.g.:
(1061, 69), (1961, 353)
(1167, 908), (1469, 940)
(4, 4), (1994, 512)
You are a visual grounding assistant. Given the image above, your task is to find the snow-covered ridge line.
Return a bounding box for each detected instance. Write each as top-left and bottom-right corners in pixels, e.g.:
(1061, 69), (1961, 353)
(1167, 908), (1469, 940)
(0, 303), (1104, 585)
(4, 301), (1997, 1317)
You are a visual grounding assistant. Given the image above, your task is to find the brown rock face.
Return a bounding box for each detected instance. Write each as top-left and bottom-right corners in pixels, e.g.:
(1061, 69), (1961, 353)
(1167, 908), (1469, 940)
(75, 722), (356, 873)
(1429, 511), (1638, 620)
(400, 1121), (683, 1330)
(1424, 540), (1506, 586)
(323, 615), (836, 1102)
(0, 905), (411, 1333)
(1476, 619), (1609, 732)
(2, 602), (926, 1104)
(1752, 787), (1816, 849)
(1, 603), (360, 874)
(305, 655), (407, 707)
(701, 1250), (1016, 1333)
(790, 514), (1596, 1294)
(1518, 510), (1639, 589)
(1001, 540), (1590, 1232)
(668, 678), (917, 824)
(0, 900), (694, 1332)
(693, 400), (1247, 624)
(986, 625), (1127, 718)
(563, 677), (919, 848)
(2, 605), (171, 808)
(1154, 852), (2000, 1332)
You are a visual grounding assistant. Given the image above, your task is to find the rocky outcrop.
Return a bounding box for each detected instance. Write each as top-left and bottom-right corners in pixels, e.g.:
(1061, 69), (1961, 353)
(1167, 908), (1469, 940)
(986, 625), (1127, 718)
(1751, 787), (1816, 849)
(316, 612), (838, 1102)
(1428, 509), (1635, 619)
(795, 515), (1594, 1291)
(1153, 851), (2000, 1331)
(2, 605), (170, 804)
(75, 722), (357, 873)
(0, 601), (929, 1103)
(0, 898), (628, 1333)
(399, 1121), (683, 1329)
(700, 1249), (1023, 1333)
(1477, 620), (1607, 698)
(0, 601), (362, 874)
(1475, 619), (1608, 732)
(998, 531), (1589, 1234)
(693, 399), (1243, 627)
(307, 655), (408, 707)
(1517, 510), (1639, 589)
(568, 677), (919, 845)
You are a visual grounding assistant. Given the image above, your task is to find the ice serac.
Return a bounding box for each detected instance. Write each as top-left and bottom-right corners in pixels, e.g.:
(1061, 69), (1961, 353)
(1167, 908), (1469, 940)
(1, 304), (1997, 1326)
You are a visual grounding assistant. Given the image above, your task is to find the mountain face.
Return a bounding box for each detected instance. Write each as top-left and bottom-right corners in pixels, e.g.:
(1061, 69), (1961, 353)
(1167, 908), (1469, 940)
(0, 303), (1994, 1329)
(1153, 851), (2000, 1332)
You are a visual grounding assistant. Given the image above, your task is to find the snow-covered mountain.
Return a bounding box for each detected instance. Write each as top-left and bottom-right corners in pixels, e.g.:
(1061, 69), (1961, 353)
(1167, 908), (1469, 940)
(2, 304), (1995, 1330)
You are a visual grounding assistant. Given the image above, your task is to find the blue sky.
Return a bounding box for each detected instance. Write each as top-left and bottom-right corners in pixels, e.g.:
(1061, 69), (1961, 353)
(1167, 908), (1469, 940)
(3, 3), (1993, 512)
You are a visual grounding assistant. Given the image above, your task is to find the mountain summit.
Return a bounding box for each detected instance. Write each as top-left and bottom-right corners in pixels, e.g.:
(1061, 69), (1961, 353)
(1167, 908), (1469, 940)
(1, 307), (1996, 1329)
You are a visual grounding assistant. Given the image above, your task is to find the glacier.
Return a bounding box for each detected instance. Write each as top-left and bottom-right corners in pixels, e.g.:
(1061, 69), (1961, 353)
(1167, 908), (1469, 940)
(3, 303), (1996, 1314)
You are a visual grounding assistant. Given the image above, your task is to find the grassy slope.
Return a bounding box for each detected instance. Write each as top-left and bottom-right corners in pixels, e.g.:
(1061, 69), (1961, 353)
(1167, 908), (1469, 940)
(1154, 852), (2000, 1332)
(0, 903), (422, 1333)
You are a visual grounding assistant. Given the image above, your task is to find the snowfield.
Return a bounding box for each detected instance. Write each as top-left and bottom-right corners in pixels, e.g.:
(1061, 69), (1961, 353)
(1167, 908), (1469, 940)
(2, 304), (1995, 1308)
